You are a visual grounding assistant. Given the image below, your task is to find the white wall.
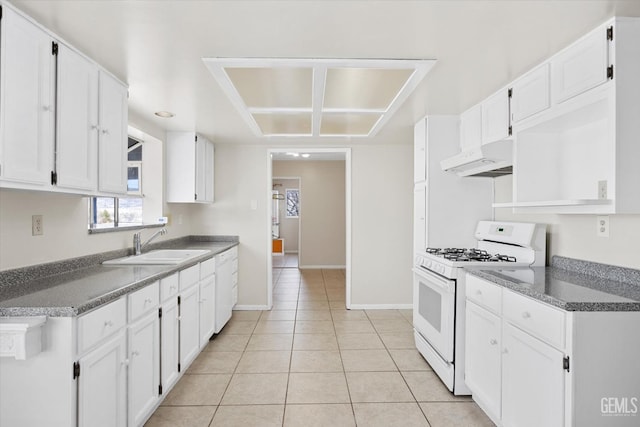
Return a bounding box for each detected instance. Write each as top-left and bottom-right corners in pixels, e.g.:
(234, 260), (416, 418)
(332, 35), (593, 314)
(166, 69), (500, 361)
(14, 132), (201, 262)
(192, 143), (414, 308)
(272, 178), (299, 253)
(494, 175), (640, 269)
(273, 161), (346, 267)
(350, 145), (414, 307)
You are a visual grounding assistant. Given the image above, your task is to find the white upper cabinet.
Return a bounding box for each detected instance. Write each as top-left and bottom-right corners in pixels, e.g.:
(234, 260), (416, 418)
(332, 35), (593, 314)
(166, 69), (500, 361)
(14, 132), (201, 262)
(0, 7), (54, 187)
(55, 43), (99, 192)
(481, 88), (511, 144)
(0, 4), (128, 196)
(98, 71), (128, 195)
(507, 18), (640, 214)
(552, 25), (610, 104)
(510, 63), (550, 124)
(166, 132), (214, 203)
(459, 105), (482, 150)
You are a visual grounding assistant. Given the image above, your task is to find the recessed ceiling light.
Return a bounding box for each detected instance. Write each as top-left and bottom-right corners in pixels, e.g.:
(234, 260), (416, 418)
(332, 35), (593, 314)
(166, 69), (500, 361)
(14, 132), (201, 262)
(301, 153), (310, 158)
(154, 111), (175, 118)
(286, 152), (300, 157)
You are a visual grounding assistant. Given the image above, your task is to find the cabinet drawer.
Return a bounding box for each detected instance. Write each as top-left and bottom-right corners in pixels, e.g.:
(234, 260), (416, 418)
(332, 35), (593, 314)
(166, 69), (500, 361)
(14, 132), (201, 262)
(200, 258), (215, 279)
(160, 273), (179, 302)
(78, 298), (126, 354)
(232, 258), (238, 273)
(232, 271), (238, 286)
(466, 275), (502, 314)
(503, 289), (565, 349)
(229, 246), (238, 258)
(129, 281), (159, 321)
(180, 264), (200, 290)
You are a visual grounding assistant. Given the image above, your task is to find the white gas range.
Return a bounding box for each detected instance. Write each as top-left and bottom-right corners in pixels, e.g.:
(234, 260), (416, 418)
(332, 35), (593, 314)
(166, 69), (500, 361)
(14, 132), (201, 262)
(413, 221), (546, 395)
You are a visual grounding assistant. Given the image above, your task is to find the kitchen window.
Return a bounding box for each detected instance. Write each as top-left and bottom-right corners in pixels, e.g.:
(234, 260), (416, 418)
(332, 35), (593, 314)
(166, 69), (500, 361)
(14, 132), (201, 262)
(88, 130), (164, 232)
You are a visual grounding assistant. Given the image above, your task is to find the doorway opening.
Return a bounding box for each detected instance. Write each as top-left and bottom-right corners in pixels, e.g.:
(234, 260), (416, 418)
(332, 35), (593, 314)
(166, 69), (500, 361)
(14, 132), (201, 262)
(272, 177), (301, 270)
(266, 148), (352, 310)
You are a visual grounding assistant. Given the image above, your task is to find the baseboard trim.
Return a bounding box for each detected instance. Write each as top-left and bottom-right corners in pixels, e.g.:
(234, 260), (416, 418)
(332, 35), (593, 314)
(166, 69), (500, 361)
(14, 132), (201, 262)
(298, 265), (346, 269)
(284, 250), (299, 254)
(233, 305), (270, 311)
(349, 303), (413, 310)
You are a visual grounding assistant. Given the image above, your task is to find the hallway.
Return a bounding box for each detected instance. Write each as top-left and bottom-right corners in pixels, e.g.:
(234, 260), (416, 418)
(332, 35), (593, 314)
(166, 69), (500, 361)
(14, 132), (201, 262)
(144, 268), (494, 426)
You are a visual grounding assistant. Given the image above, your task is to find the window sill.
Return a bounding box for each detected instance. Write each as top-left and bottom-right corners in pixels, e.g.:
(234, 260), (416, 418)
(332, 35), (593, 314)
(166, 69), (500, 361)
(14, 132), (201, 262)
(88, 223), (166, 235)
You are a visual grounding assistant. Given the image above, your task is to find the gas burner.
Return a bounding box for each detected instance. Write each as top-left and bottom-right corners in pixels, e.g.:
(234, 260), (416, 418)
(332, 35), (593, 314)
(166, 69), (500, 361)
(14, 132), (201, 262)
(426, 248), (517, 263)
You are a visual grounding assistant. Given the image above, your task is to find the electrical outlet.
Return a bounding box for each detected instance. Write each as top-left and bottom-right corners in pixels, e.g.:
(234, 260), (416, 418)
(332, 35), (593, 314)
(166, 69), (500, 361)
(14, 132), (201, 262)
(597, 216), (609, 237)
(598, 180), (608, 200)
(32, 215), (43, 236)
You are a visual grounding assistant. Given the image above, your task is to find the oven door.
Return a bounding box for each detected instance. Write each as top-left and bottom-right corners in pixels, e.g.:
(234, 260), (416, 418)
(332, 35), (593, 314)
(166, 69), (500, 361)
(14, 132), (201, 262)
(412, 267), (456, 362)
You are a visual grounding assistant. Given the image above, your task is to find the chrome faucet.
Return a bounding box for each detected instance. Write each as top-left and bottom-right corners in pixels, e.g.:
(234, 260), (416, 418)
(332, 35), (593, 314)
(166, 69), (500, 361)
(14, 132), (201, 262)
(133, 228), (167, 255)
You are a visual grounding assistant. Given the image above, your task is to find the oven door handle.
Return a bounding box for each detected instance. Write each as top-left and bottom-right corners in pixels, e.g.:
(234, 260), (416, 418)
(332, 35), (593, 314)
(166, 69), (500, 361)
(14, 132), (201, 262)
(413, 267), (455, 294)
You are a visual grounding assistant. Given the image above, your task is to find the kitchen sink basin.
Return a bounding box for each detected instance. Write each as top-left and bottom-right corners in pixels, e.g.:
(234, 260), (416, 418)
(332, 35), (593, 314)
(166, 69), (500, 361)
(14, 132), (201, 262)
(103, 249), (210, 265)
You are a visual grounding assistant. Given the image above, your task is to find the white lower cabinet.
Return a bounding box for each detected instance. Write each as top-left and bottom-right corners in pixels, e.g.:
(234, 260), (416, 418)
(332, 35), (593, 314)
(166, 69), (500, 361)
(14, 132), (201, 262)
(179, 283), (200, 368)
(127, 310), (160, 427)
(199, 275), (216, 348)
(465, 273), (640, 427)
(465, 301), (501, 421)
(502, 323), (565, 427)
(160, 296), (180, 392)
(78, 330), (128, 427)
(0, 251), (241, 427)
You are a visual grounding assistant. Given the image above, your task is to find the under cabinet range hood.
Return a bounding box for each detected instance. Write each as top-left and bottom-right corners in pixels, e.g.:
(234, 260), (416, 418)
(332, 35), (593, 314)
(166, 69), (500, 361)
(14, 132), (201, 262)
(440, 140), (513, 177)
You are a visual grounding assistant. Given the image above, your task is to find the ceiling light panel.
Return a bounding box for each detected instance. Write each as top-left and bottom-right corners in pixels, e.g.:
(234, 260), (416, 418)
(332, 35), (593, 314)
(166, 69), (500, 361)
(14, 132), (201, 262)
(253, 113), (311, 135)
(203, 58), (436, 138)
(225, 67), (312, 109)
(323, 68), (415, 110)
(320, 113), (381, 136)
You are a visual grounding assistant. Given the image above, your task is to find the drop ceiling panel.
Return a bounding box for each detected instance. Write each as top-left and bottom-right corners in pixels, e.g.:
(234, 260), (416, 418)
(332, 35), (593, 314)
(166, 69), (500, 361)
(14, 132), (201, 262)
(203, 58), (435, 138)
(320, 113), (381, 135)
(323, 68), (415, 110)
(225, 67), (312, 109)
(253, 113), (311, 135)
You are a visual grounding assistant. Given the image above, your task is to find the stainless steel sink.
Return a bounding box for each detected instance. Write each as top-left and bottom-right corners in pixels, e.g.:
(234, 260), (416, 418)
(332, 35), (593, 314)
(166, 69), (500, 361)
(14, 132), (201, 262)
(103, 249), (210, 265)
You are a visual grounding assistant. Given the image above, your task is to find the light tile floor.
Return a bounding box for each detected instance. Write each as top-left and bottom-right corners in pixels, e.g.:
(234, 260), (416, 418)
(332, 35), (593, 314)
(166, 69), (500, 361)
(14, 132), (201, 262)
(145, 268), (495, 427)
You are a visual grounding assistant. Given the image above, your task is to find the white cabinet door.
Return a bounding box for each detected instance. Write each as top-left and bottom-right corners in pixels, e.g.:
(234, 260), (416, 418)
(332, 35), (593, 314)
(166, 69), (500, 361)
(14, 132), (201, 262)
(215, 254), (234, 334)
(55, 43), (98, 192)
(481, 89), (510, 144)
(179, 283), (200, 369)
(199, 275), (216, 346)
(552, 25), (610, 104)
(413, 183), (426, 253)
(413, 118), (426, 183)
(161, 297), (180, 392)
(0, 7), (54, 187)
(511, 64), (550, 123)
(502, 323), (565, 427)
(78, 330), (127, 427)
(465, 301), (502, 422)
(459, 105), (482, 150)
(98, 71), (128, 194)
(195, 136), (207, 202)
(195, 136), (214, 203)
(128, 310), (160, 427)
(205, 140), (215, 202)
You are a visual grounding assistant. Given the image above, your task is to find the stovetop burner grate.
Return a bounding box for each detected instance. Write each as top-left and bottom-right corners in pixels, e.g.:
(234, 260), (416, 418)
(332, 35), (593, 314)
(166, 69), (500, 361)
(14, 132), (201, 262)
(426, 247), (517, 263)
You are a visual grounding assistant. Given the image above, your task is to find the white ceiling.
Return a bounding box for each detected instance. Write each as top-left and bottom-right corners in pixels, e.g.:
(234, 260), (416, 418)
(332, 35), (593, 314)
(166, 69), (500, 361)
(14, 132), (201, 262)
(11, 0), (640, 145)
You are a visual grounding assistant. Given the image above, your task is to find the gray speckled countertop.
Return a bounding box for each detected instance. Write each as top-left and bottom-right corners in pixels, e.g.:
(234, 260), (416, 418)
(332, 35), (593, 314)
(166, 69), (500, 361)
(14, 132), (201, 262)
(0, 236), (238, 317)
(466, 256), (640, 311)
